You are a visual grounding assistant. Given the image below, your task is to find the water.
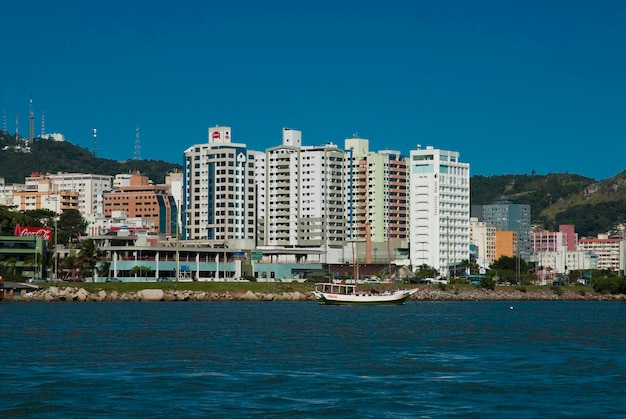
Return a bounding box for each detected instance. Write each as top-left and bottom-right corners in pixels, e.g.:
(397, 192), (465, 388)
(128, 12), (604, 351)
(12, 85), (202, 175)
(1, 301), (625, 418)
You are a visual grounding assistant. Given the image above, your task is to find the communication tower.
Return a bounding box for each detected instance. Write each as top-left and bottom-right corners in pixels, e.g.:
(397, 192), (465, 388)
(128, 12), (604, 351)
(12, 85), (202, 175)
(92, 128), (98, 156)
(41, 111), (45, 137)
(29, 95), (34, 143)
(134, 124), (141, 160)
(2, 110), (6, 133)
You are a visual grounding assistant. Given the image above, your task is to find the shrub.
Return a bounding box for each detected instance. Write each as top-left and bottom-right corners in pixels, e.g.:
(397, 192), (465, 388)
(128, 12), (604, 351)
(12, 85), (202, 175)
(480, 277), (496, 290)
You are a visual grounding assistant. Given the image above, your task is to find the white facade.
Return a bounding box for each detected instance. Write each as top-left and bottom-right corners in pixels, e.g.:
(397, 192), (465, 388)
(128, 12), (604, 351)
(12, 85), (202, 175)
(113, 174), (133, 188)
(530, 250), (597, 283)
(0, 178), (24, 206)
(409, 146), (470, 277)
(578, 235), (623, 271)
(260, 128), (345, 256)
(44, 173), (112, 217)
(183, 126), (256, 246)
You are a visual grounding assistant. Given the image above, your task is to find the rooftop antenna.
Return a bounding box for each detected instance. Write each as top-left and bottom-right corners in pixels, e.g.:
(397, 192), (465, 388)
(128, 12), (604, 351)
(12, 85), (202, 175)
(40, 111), (45, 137)
(134, 124), (141, 160)
(29, 94), (34, 143)
(92, 128), (98, 156)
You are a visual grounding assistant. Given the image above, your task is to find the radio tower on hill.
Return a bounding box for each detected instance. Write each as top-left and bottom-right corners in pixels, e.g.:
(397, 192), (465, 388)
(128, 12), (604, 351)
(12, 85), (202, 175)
(134, 124), (141, 160)
(2, 111), (6, 133)
(92, 128), (98, 156)
(41, 111), (45, 137)
(29, 95), (34, 143)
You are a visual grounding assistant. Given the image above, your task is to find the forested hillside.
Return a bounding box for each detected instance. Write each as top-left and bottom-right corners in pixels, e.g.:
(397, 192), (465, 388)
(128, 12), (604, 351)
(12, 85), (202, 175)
(0, 131), (181, 184)
(470, 172), (626, 237)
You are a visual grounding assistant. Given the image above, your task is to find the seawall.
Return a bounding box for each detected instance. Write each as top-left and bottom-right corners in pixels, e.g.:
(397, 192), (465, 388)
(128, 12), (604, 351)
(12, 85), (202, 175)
(5, 285), (625, 302)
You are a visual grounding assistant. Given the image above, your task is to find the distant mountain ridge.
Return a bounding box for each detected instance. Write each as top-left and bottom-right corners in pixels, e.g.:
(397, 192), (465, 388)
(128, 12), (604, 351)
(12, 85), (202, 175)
(0, 131), (622, 237)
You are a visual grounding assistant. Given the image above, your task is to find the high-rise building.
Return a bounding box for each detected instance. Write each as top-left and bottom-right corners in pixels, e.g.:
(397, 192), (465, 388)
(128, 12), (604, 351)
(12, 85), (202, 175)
(259, 128), (345, 256)
(343, 137), (408, 262)
(480, 197), (531, 261)
(183, 126), (256, 245)
(408, 146), (470, 277)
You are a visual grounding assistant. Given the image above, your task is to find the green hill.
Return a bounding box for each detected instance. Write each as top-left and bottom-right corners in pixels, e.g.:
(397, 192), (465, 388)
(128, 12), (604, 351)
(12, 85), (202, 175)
(0, 131), (182, 184)
(470, 172), (626, 237)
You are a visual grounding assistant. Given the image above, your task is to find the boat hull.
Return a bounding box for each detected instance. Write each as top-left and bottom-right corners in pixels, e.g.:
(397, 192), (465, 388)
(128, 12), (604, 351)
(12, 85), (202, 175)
(313, 289), (417, 305)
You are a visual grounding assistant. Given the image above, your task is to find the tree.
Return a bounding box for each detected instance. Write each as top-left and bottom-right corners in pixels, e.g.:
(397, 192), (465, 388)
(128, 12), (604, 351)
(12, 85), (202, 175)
(489, 256), (531, 284)
(97, 260), (111, 277)
(57, 209), (87, 246)
(413, 264), (440, 282)
(129, 265), (153, 279)
(60, 254), (81, 280)
(77, 239), (104, 282)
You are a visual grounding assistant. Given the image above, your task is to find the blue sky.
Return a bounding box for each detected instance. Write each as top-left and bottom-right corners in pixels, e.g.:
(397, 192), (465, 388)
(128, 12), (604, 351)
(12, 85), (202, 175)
(2, 0), (625, 180)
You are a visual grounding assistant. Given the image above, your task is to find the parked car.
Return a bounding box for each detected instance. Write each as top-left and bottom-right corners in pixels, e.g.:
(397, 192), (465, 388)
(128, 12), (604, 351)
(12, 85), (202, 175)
(362, 278), (382, 284)
(105, 277), (122, 283)
(229, 277), (250, 282)
(158, 277), (173, 282)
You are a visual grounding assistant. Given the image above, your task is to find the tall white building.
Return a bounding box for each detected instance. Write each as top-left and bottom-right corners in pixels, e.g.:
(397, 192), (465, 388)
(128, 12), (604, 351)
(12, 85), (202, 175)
(183, 126), (256, 245)
(409, 146), (470, 277)
(259, 128), (345, 256)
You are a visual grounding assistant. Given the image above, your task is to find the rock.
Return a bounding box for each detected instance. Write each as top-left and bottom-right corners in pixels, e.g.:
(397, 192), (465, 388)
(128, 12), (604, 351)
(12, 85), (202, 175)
(139, 289), (164, 301)
(244, 290), (259, 301)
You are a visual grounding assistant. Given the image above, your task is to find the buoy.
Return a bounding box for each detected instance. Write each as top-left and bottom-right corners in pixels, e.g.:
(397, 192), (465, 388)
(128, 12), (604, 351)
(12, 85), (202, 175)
(509, 306), (514, 310)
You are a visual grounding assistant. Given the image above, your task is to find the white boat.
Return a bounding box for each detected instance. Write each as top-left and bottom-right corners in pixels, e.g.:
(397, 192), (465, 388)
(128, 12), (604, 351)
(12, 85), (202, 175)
(313, 282), (418, 305)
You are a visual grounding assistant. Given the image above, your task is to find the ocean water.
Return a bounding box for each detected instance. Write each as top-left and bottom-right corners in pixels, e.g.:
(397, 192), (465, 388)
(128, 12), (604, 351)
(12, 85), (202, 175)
(1, 301), (625, 418)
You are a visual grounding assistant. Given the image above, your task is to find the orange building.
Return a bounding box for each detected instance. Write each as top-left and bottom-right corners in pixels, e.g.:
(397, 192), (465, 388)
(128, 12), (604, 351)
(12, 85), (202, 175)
(103, 172), (177, 235)
(495, 230), (518, 259)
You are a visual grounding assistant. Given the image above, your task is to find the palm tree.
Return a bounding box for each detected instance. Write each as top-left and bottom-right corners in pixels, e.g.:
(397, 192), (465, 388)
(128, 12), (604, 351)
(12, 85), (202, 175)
(77, 239), (104, 282)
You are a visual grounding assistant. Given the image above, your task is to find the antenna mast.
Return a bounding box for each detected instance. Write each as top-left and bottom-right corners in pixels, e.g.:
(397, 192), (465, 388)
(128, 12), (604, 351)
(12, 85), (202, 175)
(134, 124), (141, 160)
(2, 111), (6, 133)
(92, 128), (98, 156)
(41, 111), (45, 137)
(29, 95), (34, 143)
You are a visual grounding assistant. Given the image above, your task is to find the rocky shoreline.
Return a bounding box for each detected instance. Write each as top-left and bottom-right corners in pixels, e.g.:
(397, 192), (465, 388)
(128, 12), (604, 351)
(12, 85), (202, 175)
(5, 285), (626, 302)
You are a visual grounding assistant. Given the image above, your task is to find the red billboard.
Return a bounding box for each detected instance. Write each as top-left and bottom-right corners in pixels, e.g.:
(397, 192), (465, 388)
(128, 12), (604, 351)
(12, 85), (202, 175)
(14, 224), (53, 241)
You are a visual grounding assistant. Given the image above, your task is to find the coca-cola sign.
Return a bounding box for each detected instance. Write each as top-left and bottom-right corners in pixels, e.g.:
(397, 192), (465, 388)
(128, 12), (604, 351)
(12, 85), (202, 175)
(14, 224), (53, 241)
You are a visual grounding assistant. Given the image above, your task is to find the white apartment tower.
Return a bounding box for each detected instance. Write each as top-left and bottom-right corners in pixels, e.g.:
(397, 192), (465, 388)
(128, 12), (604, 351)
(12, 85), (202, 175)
(183, 126), (256, 244)
(409, 146), (470, 277)
(260, 128), (345, 252)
